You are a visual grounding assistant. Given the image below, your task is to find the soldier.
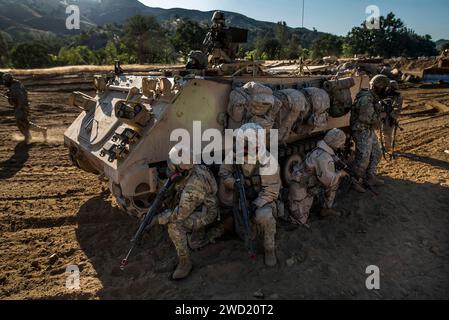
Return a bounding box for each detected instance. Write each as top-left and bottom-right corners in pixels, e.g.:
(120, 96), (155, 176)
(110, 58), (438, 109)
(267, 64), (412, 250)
(218, 123), (281, 267)
(2, 73), (47, 144)
(350, 74), (390, 192)
(288, 129), (349, 226)
(203, 11), (236, 63)
(157, 145), (219, 280)
(382, 80), (403, 154)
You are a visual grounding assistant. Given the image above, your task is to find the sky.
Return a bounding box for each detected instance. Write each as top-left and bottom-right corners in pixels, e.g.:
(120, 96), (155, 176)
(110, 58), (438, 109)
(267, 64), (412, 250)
(139, 0), (449, 40)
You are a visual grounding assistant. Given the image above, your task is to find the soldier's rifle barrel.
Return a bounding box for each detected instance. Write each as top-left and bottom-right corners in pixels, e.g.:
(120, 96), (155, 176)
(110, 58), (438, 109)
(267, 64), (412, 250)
(120, 173), (181, 270)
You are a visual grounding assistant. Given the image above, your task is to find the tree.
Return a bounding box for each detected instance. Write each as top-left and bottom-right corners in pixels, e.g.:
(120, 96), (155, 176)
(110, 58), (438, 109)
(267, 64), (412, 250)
(10, 42), (52, 68)
(123, 15), (172, 64)
(275, 21), (288, 47)
(345, 12), (437, 58)
(0, 32), (11, 67)
(57, 46), (98, 65)
(171, 19), (207, 57)
(282, 35), (302, 59)
(311, 34), (343, 58)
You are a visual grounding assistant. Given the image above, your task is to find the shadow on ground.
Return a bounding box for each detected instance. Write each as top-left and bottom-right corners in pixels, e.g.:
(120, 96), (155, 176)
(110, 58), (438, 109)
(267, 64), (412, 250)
(0, 141), (31, 180)
(398, 152), (449, 171)
(75, 177), (449, 300)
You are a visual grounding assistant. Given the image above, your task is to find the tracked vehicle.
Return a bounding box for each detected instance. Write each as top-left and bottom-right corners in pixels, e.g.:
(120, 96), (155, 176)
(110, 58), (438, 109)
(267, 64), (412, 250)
(64, 66), (369, 217)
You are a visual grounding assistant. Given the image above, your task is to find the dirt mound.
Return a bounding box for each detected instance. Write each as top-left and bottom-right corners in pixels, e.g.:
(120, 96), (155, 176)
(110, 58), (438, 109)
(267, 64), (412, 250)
(387, 57), (438, 72)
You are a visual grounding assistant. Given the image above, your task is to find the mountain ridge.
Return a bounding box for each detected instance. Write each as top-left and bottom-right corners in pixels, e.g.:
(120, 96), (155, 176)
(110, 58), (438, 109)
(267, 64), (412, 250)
(0, 0), (325, 47)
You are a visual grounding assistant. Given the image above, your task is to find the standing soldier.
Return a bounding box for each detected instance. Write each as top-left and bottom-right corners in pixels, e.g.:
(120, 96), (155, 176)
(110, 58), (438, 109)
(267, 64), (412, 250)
(156, 145), (219, 280)
(203, 11), (236, 64)
(381, 80), (403, 156)
(350, 74), (390, 191)
(1, 73), (47, 144)
(218, 123), (281, 267)
(288, 129), (349, 226)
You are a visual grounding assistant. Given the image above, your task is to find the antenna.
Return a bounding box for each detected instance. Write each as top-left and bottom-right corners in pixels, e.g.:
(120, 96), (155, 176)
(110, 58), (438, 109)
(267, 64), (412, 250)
(301, 0), (305, 28)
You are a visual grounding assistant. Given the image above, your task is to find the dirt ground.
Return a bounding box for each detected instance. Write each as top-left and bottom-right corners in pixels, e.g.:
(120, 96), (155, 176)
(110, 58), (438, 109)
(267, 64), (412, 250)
(0, 81), (448, 300)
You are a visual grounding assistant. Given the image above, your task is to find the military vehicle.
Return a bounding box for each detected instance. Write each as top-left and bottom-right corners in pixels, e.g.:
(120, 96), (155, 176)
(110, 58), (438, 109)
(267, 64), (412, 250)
(64, 64), (369, 218)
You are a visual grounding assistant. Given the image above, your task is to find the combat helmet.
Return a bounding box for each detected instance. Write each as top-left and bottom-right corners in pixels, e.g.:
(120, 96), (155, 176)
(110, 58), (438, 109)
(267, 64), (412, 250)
(212, 11), (225, 24)
(168, 144), (194, 173)
(369, 74), (390, 97)
(369, 74), (390, 91)
(2, 73), (13, 86)
(324, 128), (346, 150)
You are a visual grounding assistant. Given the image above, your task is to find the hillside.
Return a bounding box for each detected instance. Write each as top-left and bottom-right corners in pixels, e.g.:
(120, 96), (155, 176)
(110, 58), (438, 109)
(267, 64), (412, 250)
(436, 39), (449, 51)
(0, 0), (325, 47)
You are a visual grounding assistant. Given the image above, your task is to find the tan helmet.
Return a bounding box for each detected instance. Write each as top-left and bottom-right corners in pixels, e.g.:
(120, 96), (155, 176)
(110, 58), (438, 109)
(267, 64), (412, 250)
(212, 11), (225, 23)
(168, 144), (194, 173)
(324, 128), (347, 150)
(369, 74), (390, 91)
(389, 80), (399, 91)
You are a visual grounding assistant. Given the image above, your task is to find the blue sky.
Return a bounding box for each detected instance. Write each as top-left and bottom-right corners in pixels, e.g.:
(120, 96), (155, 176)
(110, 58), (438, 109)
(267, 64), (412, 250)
(139, 0), (449, 40)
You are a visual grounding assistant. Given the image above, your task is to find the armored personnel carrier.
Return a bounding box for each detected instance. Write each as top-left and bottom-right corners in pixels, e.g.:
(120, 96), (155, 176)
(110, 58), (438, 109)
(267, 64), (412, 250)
(64, 65), (369, 218)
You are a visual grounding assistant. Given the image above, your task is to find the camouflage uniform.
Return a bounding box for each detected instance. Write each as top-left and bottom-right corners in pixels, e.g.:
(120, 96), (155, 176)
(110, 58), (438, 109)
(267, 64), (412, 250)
(382, 82), (403, 152)
(4, 77), (32, 142)
(161, 165), (219, 278)
(288, 129), (347, 225)
(218, 154), (281, 266)
(350, 89), (383, 181)
(203, 11), (237, 63)
(2, 74), (47, 143)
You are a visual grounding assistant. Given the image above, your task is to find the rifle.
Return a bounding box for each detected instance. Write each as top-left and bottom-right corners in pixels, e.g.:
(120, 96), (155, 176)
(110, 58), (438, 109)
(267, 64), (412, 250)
(334, 158), (379, 197)
(203, 30), (215, 54)
(233, 164), (256, 259)
(120, 173), (181, 270)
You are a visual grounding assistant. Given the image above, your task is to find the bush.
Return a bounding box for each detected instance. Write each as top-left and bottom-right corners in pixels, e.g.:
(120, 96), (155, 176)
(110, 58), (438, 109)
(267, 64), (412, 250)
(10, 42), (53, 68)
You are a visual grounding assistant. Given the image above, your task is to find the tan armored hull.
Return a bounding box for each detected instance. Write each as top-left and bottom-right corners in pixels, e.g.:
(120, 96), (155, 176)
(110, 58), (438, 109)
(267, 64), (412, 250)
(65, 74), (369, 217)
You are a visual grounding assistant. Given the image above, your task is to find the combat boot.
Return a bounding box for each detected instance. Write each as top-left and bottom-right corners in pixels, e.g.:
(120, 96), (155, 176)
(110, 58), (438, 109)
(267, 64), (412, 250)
(172, 255), (193, 280)
(351, 178), (366, 193)
(367, 175), (384, 186)
(320, 208), (341, 218)
(264, 248), (277, 267)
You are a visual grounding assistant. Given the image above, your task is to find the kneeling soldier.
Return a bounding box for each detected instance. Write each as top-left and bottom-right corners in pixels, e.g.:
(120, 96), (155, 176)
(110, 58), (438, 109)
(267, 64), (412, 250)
(158, 145), (219, 280)
(288, 129), (349, 226)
